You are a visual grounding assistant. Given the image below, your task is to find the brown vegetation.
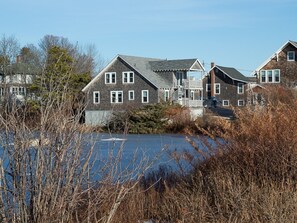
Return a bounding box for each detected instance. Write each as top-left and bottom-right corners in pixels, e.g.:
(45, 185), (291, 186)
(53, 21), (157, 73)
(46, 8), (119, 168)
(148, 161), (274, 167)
(89, 86), (297, 222)
(1, 85), (297, 222)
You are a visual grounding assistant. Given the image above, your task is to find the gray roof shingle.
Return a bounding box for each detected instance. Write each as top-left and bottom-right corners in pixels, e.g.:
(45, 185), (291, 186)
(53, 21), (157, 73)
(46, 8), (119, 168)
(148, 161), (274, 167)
(149, 59), (199, 72)
(119, 55), (203, 88)
(118, 55), (172, 88)
(216, 65), (251, 82)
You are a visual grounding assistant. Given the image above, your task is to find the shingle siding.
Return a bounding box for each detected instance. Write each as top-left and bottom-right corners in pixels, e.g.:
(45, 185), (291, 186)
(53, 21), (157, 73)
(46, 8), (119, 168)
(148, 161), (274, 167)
(203, 68), (248, 107)
(261, 44), (297, 85)
(85, 58), (158, 111)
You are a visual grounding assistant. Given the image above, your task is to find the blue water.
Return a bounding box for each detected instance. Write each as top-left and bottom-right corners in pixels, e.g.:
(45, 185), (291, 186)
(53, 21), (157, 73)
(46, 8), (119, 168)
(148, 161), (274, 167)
(0, 132), (215, 183)
(82, 133), (211, 181)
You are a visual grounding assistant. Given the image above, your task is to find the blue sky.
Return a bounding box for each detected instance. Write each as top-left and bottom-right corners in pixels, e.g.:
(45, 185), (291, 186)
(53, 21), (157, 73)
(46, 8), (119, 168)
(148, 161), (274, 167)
(1, 0), (297, 75)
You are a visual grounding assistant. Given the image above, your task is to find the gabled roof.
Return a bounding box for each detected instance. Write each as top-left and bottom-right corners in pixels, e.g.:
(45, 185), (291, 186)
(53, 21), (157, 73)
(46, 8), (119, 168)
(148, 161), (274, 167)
(83, 54), (205, 92)
(211, 65), (251, 83)
(254, 40), (297, 73)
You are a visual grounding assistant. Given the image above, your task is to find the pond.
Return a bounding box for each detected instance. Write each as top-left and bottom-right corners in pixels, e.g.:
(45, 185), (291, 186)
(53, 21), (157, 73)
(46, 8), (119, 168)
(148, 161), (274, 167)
(0, 132), (216, 182)
(83, 133), (212, 181)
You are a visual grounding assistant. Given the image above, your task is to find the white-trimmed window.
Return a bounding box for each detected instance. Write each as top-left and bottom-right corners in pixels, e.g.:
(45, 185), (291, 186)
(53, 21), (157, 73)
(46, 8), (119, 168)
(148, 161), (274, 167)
(128, 90), (134, 100)
(164, 90), (170, 101)
(260, 70), (266, 83)
(238, 100), (244, 106)
(260, 69), (280, 83)
(142, 90), (149, 103)
(222, 100), (229, 106)
(190, 90), (195, 100)
(206, 84), (211, 92)
(93, 91), (100, 104)
(105, 72), (116, 84)
(237, 83), (244, 94)
(215, 83), (220, 95)
(274, 69), (280, 82)
(110, 91), (123, 103)
(287, 51), (295, 61)
(122, 71), (134, 84)
(11, 86), (25, 95)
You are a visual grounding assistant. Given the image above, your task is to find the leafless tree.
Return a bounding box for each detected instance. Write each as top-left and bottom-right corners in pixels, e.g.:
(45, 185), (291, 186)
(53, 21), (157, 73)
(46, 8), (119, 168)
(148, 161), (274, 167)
(0, 34), (20, 75)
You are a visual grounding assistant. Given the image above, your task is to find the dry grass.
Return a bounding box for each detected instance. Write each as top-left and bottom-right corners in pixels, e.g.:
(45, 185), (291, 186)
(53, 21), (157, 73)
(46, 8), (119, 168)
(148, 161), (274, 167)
(100, 86), (297, 223)
(2, 86), (297, 222)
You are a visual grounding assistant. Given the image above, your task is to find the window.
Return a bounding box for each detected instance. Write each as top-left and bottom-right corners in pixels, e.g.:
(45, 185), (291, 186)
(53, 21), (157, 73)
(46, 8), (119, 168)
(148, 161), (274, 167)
(0, 88), (3, 96)
(142, 90), (149, 103)
(123, 71), (134, 83)
(287, 51), (295, 61)
(110, 91), (123, 103)
(215, 83), (220, 95)
(238, 100), (244, 106)
(164, 90), (170, 101)
(128, 90), (134, 100)
(260, 70), (280, 83)
(190, 90), (194, 100)
(267, 70), (273, 82)
(11, 86), (25, 95)
(176, 71), (184, 86)
(93, 91), (100, 104)
(222, 100), (229, 106)
(237, 83), (244, 94)
(261, 70), (266, 83)
(274, 70), (280, 82)
(105, 72), (116, 84)
(206, 84), (211, 92)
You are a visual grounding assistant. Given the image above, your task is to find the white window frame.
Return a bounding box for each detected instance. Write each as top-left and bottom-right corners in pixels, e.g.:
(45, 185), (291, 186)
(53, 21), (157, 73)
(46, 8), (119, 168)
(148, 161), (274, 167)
(105, 72), (116, 84)
(222, 100), (229, 106)
(206, 84), (211, 92)
(122, 71), (134, 84)
(164, 90), (170, 101)
(110, 91), (123, 103)
(215, 83), (220, 95)
(259, 69), (280, 83)
(237, 83), (244, 94)
(93, 91), (100, 104)
(128, 90), (134, 100)
(190, 90), (195, 100)
(11, 86), (25, 95)
(142, 90), (149, 103)
(260, 70), (266, 83)
(238, 100), (244, 106)
(287, 51), (295, 61)
(274, 69), (280, 83)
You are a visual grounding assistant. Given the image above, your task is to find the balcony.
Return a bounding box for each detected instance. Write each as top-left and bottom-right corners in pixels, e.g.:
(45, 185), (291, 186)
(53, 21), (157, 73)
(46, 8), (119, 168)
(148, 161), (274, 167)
(176, 98), (203, 108)
(183, 78), (203, 89)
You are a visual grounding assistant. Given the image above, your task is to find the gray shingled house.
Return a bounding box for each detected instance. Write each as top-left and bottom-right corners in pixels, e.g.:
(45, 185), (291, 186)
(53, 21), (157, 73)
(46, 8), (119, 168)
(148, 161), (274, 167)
(203, 64), (259, 110)
(254, 40), (297, 86)
(82, 54), (205, 126)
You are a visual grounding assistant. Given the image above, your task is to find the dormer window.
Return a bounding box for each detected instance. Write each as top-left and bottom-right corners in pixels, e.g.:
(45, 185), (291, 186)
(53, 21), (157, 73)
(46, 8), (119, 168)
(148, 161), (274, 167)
(287, 51), (295, 61)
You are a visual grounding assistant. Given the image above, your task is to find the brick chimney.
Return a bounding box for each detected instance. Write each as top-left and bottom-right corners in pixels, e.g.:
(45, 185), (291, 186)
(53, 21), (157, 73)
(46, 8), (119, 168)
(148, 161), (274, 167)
(210, 62), (215, 98)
